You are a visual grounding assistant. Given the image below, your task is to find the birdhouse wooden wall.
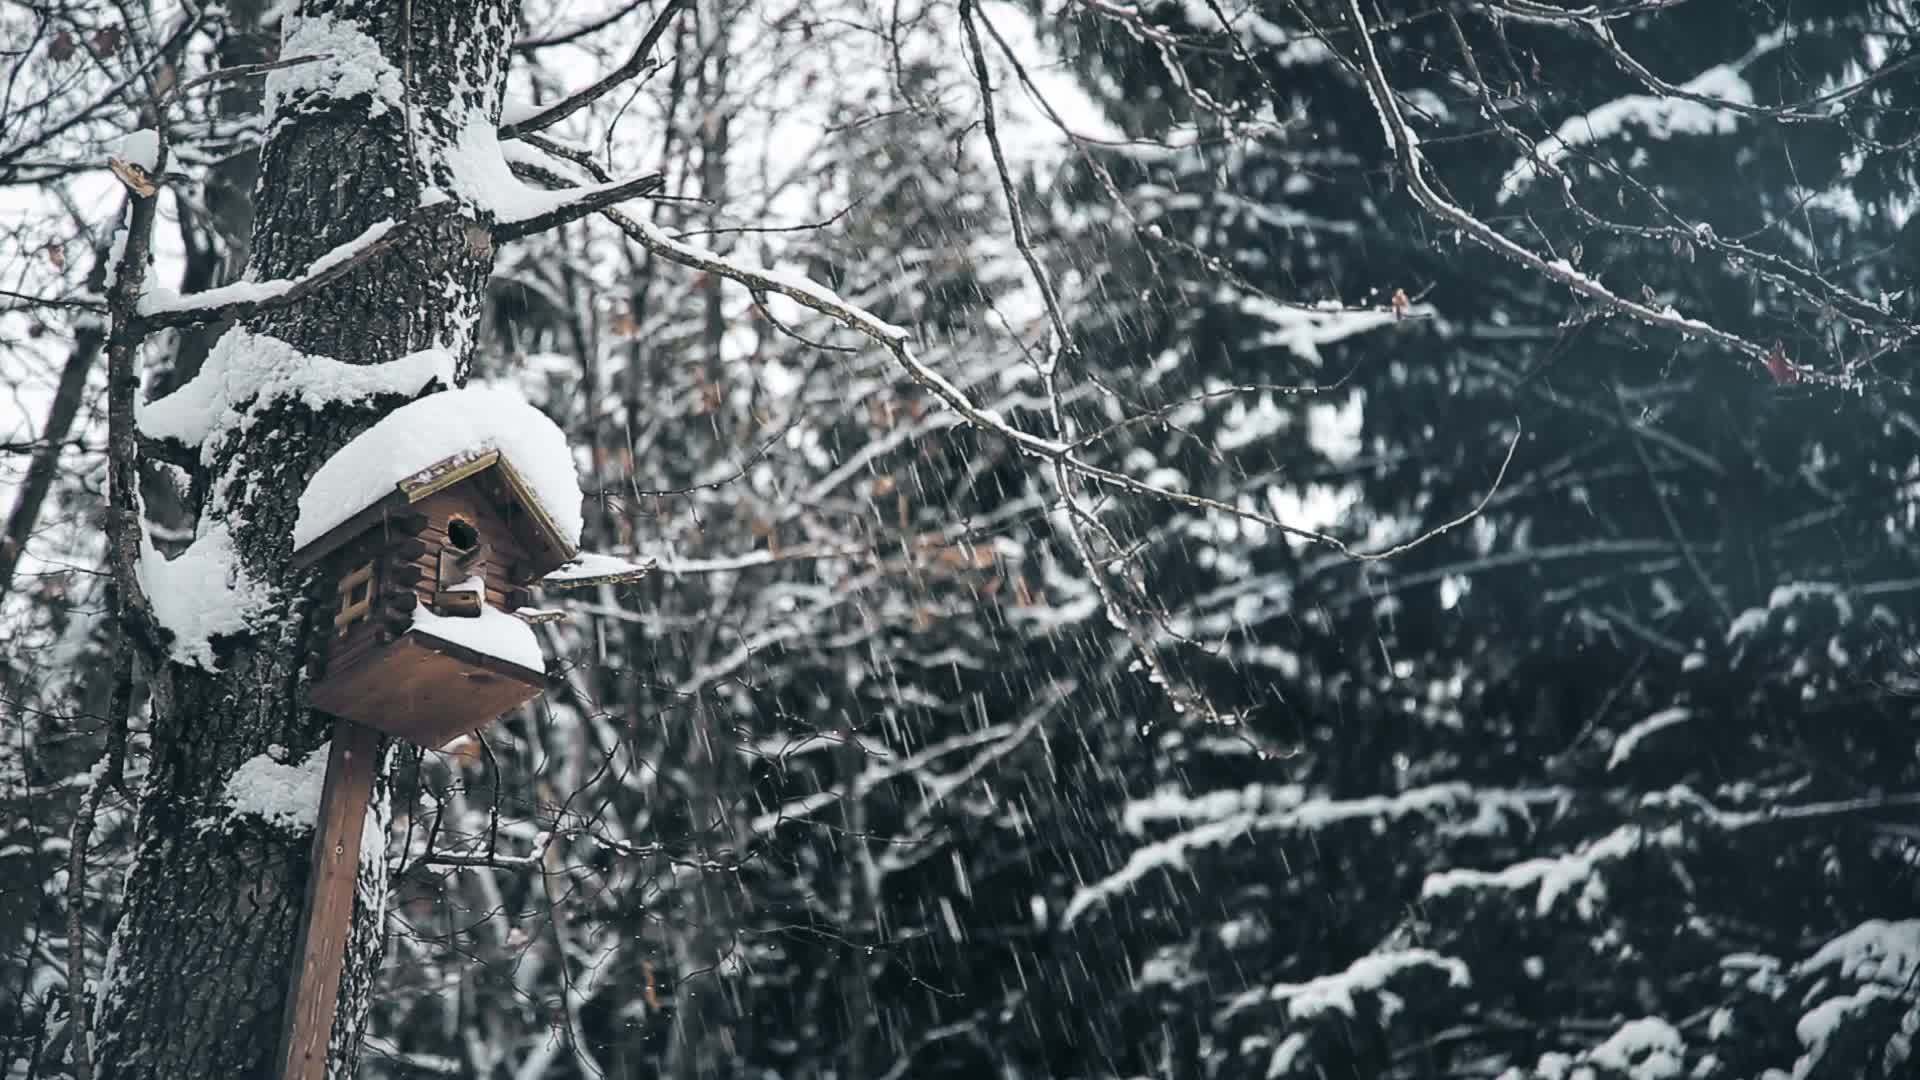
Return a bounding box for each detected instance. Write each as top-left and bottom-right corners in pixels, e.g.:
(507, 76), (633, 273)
(306, 480), (546, 748)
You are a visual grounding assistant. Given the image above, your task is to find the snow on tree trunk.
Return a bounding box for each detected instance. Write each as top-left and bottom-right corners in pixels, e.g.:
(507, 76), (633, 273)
(92, 2), (519, 1076)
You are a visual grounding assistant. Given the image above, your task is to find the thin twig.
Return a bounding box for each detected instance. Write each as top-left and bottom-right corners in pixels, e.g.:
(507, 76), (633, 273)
(164, 53), (326, 102)
(1612, 383), (1733, 624)
(1341, 0), (1821, 384)
(500, 0), (688, 139)
(960, 0), (1207, 723)
(0, 288), (108, 313)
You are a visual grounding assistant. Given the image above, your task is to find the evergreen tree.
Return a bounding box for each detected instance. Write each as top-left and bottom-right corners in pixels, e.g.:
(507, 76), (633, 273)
(1042, 1), (1920, 1076)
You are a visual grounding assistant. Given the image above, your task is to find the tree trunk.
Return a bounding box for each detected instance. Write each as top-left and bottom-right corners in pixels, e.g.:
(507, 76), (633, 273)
(93, 2), (519, 1076)
(665, 16), (748, 1076)
(0, 310), (100, 603)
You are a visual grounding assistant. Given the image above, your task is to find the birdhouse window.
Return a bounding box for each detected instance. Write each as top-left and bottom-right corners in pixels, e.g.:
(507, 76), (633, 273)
(333, 562), (375, 637)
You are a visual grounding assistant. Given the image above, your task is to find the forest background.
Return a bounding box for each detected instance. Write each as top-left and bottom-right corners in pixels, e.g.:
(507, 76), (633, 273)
(2, 0), (1918, 1077)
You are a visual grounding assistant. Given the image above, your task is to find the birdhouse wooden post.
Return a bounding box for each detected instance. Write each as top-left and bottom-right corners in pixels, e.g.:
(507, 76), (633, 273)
(272, 389), (646, 1080)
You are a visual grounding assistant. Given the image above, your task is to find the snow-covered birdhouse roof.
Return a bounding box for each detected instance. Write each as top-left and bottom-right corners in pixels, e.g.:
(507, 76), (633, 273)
(291, 386), (583, 576)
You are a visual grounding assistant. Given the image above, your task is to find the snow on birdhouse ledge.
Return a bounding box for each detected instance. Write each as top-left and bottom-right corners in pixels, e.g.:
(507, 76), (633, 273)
(291, 385), (583, 576)
(539, 551), (656, 591)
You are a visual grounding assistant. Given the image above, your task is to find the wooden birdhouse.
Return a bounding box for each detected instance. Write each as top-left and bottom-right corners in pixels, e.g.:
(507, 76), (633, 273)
(288, 387), (648, 750)
(293, 449), (573, 747)
(277, 388), (654, 1080)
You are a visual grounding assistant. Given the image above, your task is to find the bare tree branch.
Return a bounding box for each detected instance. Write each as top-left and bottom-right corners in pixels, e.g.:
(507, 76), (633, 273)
(1340, 0), (1868, 388)
(492, 171), (664, 241)
(103, 147), (166, 661)
(598, 197), (1522, 564)
(499, 0), (689, 139)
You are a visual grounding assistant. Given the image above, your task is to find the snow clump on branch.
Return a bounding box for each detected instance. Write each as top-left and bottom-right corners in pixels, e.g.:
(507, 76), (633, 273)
(112, 128), (160, 173)
(138, 327), (452, 459)
(264, 12), (406, 126)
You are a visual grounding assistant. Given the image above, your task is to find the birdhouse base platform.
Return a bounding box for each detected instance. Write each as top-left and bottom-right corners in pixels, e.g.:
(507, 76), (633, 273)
(308, 628), (545, 748)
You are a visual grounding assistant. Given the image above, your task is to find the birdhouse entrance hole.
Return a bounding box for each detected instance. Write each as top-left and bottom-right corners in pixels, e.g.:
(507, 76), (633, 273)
(447, 516), (480, 550)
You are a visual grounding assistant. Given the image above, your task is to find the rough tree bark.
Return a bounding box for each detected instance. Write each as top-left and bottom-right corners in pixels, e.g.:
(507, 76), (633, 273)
(93, 1), (519, 1076)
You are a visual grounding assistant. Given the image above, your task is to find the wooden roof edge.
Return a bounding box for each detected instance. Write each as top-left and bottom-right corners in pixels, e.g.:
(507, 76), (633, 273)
(490, 456), (578, 571)
(399, 449), (501, 503)
(289, 490), (410, 569)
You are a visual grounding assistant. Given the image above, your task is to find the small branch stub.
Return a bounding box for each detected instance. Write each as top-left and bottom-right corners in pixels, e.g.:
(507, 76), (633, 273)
(108, 157), (158, 197)
(431, 589), (482, 617)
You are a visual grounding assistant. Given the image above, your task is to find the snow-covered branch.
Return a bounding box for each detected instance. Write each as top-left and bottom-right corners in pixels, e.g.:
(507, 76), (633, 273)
(490, 171), (664, 241)
(1341, 0), (1806, 383)
(137, 208), (446, 329)
(498, 0), (687, 138)
(598, 202), (1519, 564)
